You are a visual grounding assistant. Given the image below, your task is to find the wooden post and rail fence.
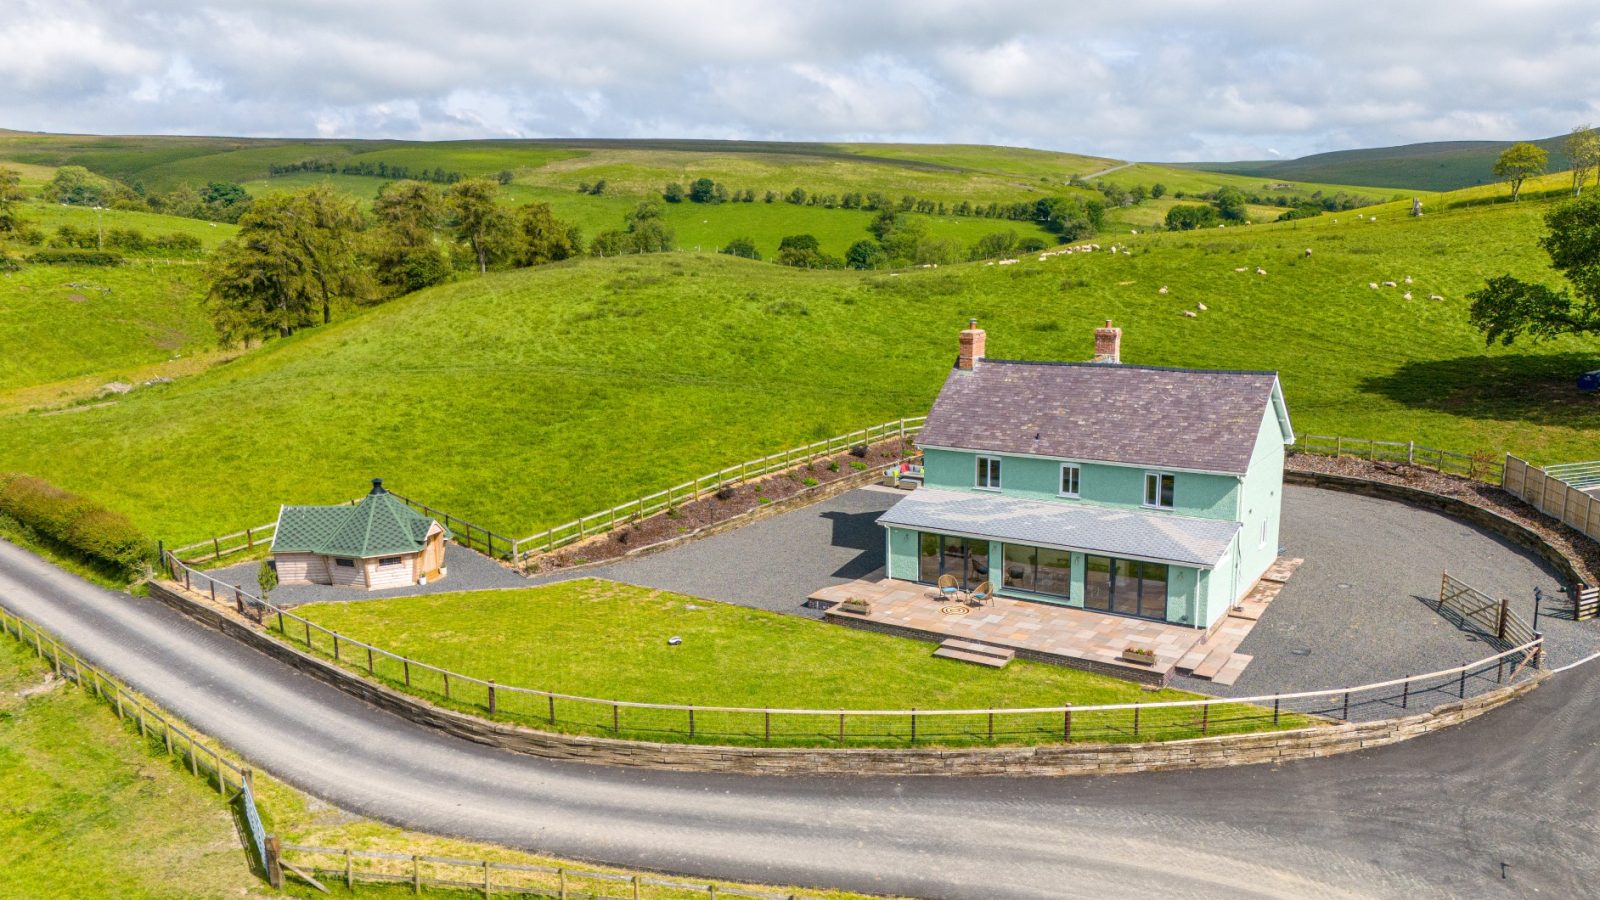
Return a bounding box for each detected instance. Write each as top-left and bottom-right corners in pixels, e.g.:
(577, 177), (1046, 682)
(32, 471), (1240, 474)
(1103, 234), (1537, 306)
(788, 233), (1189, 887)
(159, 549), (1544, 748)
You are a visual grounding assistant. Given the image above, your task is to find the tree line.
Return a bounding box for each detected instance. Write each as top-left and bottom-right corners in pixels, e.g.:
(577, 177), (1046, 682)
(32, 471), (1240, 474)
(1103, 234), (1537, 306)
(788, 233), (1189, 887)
(268, 158), (466, 185)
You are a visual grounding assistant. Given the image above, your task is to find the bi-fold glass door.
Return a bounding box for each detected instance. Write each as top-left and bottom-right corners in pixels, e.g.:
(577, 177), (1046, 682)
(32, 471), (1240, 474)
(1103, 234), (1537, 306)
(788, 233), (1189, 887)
(916, 533), (989, 589)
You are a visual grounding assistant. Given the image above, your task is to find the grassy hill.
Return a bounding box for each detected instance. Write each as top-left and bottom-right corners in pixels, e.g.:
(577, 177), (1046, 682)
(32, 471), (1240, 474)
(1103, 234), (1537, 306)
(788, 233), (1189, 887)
(2, 132), (1401, 257)
(1183, 133), (1576, 192)
(0, 183), (1592, 545)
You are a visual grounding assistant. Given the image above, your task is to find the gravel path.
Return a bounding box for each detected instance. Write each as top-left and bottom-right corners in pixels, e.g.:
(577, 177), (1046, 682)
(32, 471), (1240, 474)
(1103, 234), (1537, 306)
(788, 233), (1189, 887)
(208, 545), (525, 606)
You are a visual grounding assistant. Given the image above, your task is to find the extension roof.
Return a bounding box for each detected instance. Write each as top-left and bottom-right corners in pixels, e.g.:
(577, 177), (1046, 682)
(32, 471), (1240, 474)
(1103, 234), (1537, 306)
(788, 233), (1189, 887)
(878, 487), (1239, 568)
(271, 480), (448, 559)
(917, 360), (1292, 476)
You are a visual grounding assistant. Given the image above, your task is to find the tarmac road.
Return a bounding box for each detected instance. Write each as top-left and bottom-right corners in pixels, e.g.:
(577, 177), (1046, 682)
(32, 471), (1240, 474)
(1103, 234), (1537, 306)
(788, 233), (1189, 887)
(2, 539), (1596, 899)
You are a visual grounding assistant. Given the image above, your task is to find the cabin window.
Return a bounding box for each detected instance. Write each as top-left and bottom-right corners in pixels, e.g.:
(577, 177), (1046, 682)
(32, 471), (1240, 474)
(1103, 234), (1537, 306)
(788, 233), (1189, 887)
(378, 556), (403, 567)
(1144, 471), (1175, 509)
(1059, 464), (1081, 497)
(334, 558), (355, 568)
(975, 455), (1002, 490)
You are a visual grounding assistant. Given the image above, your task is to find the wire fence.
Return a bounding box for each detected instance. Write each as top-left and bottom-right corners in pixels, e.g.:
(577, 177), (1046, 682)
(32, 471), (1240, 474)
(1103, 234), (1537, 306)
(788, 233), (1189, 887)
(277, 844), (818, 899)
(1293, 433), (1505, 482)
(0, 600), (269, 869)
(162, 552), (1542, 749)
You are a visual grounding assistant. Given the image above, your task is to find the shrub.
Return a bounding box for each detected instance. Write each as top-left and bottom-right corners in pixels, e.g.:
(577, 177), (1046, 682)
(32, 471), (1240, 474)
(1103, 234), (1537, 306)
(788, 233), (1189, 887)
(257, 559), (279, 595)
(848, 443), (868, 458)
(715, 486), (736, 501)
(849, 461), (868, 471)
(0, 474), (153, 575)
(802, 477), (819, 487)
(28, 248), (123, 266)
(827, 461), (840, 473)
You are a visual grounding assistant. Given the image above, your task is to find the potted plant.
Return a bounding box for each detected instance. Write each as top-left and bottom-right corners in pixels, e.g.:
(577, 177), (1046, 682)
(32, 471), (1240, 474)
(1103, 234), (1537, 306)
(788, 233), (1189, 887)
(839, 596), (872, 615)
(1121, 645), (1157, 666)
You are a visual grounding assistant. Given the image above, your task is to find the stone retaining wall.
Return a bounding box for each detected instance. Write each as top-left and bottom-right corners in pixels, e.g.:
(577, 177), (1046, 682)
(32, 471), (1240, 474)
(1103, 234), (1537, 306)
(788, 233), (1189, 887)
(147, 581), (1541, 777)
(1284, 470), (1584, 585)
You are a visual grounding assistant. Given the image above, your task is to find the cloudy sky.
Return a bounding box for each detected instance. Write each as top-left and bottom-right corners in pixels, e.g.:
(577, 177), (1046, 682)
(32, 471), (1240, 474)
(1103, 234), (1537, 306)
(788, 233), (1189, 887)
(4, 0), (1599, 161)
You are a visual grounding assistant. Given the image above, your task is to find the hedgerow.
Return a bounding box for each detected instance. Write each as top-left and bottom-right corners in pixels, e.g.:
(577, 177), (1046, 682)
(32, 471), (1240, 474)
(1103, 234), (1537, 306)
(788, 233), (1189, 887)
(0, 473), (153, 575)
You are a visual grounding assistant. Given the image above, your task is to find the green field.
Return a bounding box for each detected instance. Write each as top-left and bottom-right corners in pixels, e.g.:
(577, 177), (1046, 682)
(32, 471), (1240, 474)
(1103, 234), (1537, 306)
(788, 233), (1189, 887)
(281, 579), (1292, 746)
(0, 634), (264, 898)
(0, 262), (213, 394)
(15, 201), (238, 252)
(1182, 132), (1575, 192)
(0, 184), (1593, 544)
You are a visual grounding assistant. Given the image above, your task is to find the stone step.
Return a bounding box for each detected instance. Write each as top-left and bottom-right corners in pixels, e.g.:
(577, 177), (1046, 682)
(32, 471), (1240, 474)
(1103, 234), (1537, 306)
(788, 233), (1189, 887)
(937, 638), (1015, 661)
(1189, 643), (1236, 680)
(1175, 644), (1211, 673)
(932, 646), (1012, 668)
(1228, 603), (1266, 622)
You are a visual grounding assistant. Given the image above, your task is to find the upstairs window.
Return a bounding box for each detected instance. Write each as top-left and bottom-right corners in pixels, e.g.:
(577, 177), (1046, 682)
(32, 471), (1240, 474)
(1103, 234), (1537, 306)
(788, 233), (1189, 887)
(975, 455), (1002, 490)
(1059, 464), (1081, 497)
(1144, 472), (1175, 509)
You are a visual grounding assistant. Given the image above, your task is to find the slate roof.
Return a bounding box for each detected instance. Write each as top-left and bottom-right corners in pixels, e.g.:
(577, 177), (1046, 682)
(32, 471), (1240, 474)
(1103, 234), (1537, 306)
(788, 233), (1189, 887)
(271, 481), (448, 558)
(917, 360), (1285, 475)
(877, 488), (1240, 568)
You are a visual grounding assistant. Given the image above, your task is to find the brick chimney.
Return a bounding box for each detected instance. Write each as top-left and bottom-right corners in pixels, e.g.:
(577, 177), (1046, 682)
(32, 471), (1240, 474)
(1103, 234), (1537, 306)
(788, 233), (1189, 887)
(957, 318), (986, 370)
(1092, 319), (1121, 364)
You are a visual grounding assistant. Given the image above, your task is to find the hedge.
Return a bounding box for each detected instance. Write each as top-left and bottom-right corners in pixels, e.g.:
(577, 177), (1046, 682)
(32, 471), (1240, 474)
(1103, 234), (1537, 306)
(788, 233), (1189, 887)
(0, 473), (154, 575)
(27, 248), (124, 266)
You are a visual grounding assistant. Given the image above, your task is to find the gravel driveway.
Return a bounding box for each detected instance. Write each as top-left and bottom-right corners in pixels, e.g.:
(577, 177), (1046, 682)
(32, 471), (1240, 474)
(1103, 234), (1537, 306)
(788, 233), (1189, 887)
(208, 543), (525, 606)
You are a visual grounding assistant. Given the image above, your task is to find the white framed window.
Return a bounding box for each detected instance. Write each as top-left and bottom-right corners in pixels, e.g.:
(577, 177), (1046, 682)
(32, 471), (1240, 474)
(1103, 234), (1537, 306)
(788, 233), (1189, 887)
(1059, 463), (1081, 497)
(1143, 471), (1175, 509)
(975, 455), (1002, 490)
(378, 556), (403, 567)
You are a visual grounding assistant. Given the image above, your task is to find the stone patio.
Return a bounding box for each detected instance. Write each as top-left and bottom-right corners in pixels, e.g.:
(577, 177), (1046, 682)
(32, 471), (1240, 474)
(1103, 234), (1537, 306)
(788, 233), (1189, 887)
(811, 558), (1303, 687)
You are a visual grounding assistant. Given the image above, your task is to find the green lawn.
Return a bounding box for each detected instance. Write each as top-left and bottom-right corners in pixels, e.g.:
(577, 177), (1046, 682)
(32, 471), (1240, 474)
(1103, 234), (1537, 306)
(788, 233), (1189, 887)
(0, 633), (265, 898)
(279, 578), (1306, 747)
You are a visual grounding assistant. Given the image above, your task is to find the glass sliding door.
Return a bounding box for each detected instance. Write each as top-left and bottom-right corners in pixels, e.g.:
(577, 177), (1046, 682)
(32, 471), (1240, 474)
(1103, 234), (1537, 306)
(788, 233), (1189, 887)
(1083, 554), (1168, 621)
(1085, 554), (1112, 611)
(1137, 561), (1168, 619)
(1112, 558), (1139, 616)
(1036, 548), (1072, 598)
(1003, 544), (1037, 593)
(916, 533), (988, 590)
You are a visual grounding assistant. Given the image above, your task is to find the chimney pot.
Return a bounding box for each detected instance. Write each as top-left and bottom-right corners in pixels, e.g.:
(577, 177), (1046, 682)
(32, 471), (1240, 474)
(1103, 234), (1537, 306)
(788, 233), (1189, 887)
(1093, 319), (1122, 364)
(371, 478), (385, 494)
(957, 319), (986, 371)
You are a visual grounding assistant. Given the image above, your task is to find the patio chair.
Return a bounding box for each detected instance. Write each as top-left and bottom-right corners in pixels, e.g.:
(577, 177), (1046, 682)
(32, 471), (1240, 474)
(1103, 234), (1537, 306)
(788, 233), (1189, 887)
(967, 581), (994, 607)
(936, 574), (962, 602)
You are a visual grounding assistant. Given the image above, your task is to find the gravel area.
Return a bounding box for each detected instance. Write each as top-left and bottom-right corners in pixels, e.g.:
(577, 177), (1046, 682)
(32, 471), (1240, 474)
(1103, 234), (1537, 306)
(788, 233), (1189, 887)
(209, 544), (525, 606)
(534, 486), (901, 617)
(1175, 484), (1584, 697)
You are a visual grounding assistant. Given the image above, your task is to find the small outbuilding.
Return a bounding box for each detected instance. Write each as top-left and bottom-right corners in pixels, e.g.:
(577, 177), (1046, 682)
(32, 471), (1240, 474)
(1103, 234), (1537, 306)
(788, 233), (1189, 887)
(270, 479), (449, 590)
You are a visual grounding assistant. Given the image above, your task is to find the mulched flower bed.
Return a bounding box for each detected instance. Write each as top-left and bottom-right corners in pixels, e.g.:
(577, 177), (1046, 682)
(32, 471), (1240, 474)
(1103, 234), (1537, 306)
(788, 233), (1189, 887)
(526, 439), (913, 574)
(1287, 451), (1600, 585)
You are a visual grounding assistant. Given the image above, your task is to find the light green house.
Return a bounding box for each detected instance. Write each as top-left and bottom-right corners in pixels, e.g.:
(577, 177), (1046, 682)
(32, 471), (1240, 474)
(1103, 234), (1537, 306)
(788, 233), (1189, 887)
(877, 320), (1293, 630)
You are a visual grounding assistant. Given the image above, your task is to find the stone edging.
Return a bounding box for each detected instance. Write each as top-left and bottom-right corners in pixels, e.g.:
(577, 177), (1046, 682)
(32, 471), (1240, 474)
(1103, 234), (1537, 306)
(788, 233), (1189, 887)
(1284, 469), (1585, 586)
(146, 581), (1542, 777)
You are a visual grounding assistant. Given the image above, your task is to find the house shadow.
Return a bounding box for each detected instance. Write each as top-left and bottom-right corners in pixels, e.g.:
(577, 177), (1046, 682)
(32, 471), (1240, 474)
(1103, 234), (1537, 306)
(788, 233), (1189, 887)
(820, 510), (887, 580)
(1357, 353), (1600, 426)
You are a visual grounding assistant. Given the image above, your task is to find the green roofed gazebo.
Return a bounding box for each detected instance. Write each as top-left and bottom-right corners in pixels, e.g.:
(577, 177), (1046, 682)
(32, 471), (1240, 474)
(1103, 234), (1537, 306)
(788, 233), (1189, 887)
(270, 479), (451, 590)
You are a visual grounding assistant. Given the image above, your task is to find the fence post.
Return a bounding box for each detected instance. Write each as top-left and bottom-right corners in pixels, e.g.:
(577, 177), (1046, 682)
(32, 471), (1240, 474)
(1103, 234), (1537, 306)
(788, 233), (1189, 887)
(483, 860), (492, 898)
(1063, 704), (1072, 741)
(1407, 440), (1415, 465)
(413, 854), (421, 894)
(1496, 598), (1509, 640)
(633, 875), (642, 900)
(264, 835), (284, 889)
(346, 848), (354, 888)
(1401, 679), (1410, 708)
(558, 867), (567, 900)
(488, 680), (497, 715)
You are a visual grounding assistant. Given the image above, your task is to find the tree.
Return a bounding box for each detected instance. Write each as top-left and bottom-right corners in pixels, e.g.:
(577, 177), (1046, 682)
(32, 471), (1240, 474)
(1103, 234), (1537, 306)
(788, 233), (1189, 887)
(1566, 126), (1600, 197)
(720, 236), (760, 260)
(1165, 204), (1220, 231)
(688, 178), (717, 203)
(1035, 196), (1101, 240)
(0, 167), (23, 236)
(1150, 183), (1167, 199)
(446, 178), (510, 274)
(845, 239), (886, 270)
(1213, 186), (1248, 221)
(202, 182), (252, 222)
(508, 202), (579, 266)
(43, 166), (108, 206)
(776, 233), (828, 268)
(970, 231), (1019, 261)
(496, 170), (514, 185)
(1468, 193), (1600, 346)
(590, 179), (607, 196)
(275, 186), (369, 324)
(369, 180), (449, 294)
(590, 202), (674, 256)
(1494, 142), (1548, 201)
(663, 182), (685, 203)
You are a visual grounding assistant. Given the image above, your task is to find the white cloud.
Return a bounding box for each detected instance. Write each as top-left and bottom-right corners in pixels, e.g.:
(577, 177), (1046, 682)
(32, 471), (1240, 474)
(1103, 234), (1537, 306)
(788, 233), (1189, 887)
(1, 0), (1597, 160)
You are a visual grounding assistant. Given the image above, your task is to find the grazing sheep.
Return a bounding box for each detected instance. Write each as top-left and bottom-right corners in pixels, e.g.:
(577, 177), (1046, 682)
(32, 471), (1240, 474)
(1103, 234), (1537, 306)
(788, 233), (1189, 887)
(1430, 294), (1444, 301)
(1196, 301), (1208, 311)
(1369, 282), (1380, 289)
(1403, 292), (1413, 300)
(1304, 248), (1312, 257)
(1404, 275), (1413, 284)
(1181, 310), (1197, 318)
(1234, 266), (1248, 272)
(1255, 267), (1267, 275)
(1382, 280), (1397, 287)
(1158, 286), (1169, 294)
